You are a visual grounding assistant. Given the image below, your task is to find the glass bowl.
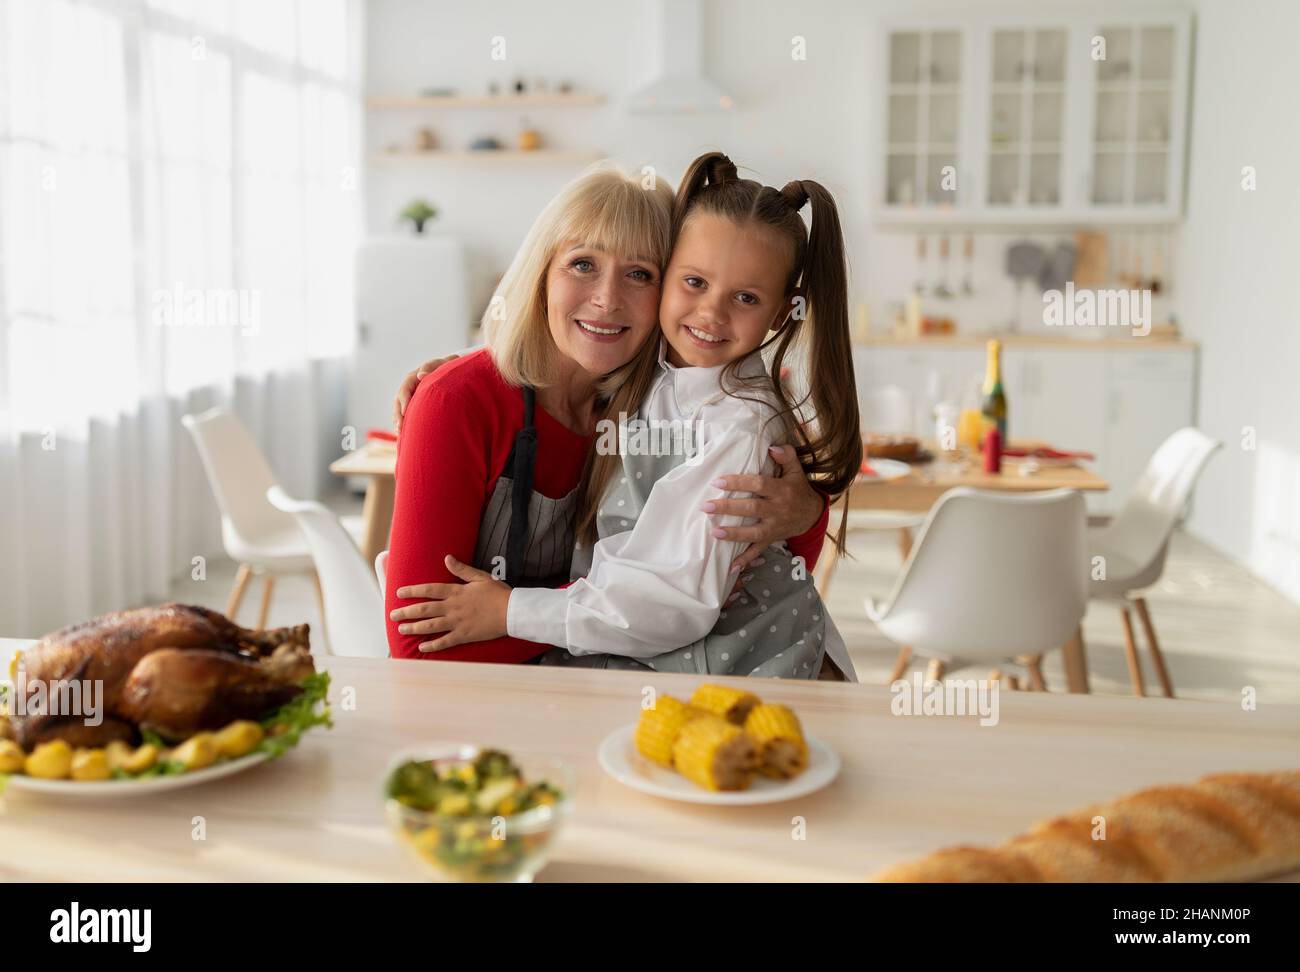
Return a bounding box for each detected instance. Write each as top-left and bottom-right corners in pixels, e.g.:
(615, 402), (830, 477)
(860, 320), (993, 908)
(382, 743), (572, 883)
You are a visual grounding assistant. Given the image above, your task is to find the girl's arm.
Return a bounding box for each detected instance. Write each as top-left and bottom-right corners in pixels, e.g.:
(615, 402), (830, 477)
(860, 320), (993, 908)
(506, 413), (773, 659)
(385, 378), (552, 663)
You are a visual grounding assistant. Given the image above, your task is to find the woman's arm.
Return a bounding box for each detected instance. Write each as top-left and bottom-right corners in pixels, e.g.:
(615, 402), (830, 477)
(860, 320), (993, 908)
(705, 444), (829, 573)
(385, 377), (552, 663)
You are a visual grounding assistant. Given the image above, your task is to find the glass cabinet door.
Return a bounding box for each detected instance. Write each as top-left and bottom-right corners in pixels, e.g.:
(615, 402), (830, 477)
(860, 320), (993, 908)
(1090, 24), (1175, 206)
(985, 27), (1066, 209)
(885, 29), (962, 208)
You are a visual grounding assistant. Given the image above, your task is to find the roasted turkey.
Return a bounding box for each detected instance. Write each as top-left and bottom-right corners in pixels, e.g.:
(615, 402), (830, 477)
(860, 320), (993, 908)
(8, 603), (314, 747)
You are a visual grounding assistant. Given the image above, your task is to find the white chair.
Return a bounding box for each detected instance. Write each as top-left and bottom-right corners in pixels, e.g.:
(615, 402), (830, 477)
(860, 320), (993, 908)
(181, 407), (364, 628)
(267, 487), (388, 658)
(866, 487), (1088, 689)
(1088, 427), (1221, 698)
(375, 550), (389, 589)
(816, 385), (927, 596)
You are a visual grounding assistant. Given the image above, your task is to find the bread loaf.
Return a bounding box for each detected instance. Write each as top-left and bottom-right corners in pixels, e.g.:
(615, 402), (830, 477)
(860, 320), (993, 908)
(874, 769), (1300, 882)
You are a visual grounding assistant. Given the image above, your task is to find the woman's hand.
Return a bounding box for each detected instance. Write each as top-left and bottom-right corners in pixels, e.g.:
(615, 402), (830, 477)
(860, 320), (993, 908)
(388, 555), (511, 651)
(392, 354), (461, 432)
(703, 444), (824, 576)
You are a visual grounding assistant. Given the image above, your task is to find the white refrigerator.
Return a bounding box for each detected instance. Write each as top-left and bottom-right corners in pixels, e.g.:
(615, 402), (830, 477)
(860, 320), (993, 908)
(349, 235), (471, 436)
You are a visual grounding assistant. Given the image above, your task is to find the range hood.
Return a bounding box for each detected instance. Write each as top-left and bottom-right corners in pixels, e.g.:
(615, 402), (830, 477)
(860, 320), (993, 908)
(627, 0), (734, 114)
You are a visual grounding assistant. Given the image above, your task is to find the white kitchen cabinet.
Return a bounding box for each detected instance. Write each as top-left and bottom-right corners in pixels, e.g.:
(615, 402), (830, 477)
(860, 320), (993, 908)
(1103, 349), (1196, 511)
(852, 341), (1197, 513)
(876, 6), (1193, 226)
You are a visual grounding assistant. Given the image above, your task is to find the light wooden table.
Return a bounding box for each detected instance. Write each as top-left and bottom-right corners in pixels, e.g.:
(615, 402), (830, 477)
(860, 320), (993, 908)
(839, 444), (1109, 695)
(2, 640), (1297, 883)
(849, 449), (1110, 514)
(329, 441), (397, 564)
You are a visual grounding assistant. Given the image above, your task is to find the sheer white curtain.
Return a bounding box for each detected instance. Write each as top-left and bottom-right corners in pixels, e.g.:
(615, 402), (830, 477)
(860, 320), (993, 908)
(0, 0), (362, 636)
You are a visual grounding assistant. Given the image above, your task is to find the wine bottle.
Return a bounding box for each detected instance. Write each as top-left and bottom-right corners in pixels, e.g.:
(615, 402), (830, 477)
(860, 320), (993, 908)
(981, 339), (1007, 443)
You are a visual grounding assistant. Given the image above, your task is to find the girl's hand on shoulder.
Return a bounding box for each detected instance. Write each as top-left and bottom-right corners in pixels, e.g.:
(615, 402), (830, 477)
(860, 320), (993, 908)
(389, 555), (511, 651)
(701, 444), (823, 573)
(393, 354), (462, 432)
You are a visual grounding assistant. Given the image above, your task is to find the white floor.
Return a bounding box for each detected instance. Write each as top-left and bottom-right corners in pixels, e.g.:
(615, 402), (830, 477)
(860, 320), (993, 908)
(166, 493), (1300, 705)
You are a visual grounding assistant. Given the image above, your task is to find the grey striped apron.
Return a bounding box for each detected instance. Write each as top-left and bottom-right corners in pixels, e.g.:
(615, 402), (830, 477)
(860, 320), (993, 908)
(471, 386), (576, 590)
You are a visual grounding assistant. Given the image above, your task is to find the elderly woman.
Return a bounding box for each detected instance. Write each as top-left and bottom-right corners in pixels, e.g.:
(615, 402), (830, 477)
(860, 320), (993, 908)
(385, 164), (827, 663)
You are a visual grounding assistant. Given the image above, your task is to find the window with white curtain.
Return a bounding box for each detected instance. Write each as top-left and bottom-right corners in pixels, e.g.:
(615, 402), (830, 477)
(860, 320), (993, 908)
(0, 0), (362, 431)
(0, 0), (362, 636)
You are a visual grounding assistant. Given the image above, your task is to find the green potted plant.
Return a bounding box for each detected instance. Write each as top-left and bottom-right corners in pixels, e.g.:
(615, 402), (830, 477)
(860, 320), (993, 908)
(400, 199), (438, 235)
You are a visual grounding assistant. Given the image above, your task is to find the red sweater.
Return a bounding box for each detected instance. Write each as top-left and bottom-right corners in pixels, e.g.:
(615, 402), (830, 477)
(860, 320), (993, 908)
(384, 349), (830, 662)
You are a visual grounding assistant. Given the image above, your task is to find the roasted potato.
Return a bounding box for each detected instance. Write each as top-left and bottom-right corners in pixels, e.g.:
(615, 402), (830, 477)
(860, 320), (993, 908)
(0, 738), (24, 774)
(122, 743), (159, 774)
(105, 739), (133, 770)
(71, 748), (111, 782)
(214, 720), (264, 759)
(170, 732), (217, 771)
(25, 739), (73, 779)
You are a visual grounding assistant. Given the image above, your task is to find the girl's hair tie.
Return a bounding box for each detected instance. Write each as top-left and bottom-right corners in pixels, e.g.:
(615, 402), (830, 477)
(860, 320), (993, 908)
(779, 180), (809, 210)
(707, 154), (739, 185)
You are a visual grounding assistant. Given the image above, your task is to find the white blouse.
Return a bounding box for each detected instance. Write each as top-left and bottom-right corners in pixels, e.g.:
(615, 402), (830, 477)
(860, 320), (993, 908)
(506, 345), (784, 657)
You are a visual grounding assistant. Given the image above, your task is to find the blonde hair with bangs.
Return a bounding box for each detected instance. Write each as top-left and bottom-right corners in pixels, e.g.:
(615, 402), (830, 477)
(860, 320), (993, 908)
(485, 162), (675, 388)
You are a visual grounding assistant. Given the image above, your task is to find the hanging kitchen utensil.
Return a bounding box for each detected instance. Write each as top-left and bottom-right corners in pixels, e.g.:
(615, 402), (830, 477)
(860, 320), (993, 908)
(1072, 231), (1108, 288)
(914, 235), (927, 296)
(961, 234), (975, 296)
(1005, 240), (1047, 332)
(933, 235), (953, 299)
(1036, 241), (1077, 294)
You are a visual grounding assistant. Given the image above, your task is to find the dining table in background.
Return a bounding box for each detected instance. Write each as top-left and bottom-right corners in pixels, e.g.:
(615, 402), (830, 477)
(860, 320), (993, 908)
(1, 639), (1297, 883)
(849, 440), (1109, 514)
(329, 439), (397, 565)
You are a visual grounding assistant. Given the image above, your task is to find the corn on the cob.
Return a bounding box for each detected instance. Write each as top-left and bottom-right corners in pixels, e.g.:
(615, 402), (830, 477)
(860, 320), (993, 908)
(672, 715), (757, 791)
(689, 683), (761, 725)
(745, 703), (808, 779)
(634, 695), (699, 768)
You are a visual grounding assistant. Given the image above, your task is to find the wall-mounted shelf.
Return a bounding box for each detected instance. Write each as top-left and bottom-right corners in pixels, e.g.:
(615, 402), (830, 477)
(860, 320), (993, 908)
(372, 149), (603, 164)
(368, 93), (604, 109)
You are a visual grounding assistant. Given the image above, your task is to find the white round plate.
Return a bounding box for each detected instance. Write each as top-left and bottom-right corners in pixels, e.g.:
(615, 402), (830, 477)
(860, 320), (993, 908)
(597, 724), (840, 806)
(858, 458), (912, 483)
(4, 752), (268, 798)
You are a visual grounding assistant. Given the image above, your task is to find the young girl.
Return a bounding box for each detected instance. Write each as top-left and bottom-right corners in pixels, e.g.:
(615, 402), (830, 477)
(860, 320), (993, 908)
(407, 152), (862, 679)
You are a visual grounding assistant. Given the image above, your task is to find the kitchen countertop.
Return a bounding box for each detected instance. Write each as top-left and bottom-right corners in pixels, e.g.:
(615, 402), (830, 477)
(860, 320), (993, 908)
(2, 639), (1296, 882)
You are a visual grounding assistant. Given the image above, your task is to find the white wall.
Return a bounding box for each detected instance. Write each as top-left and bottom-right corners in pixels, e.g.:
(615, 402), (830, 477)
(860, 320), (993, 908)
(364, 0), (1112, 333)
(364, 0), (1300, 601)
(1173, 0), (1300, 602)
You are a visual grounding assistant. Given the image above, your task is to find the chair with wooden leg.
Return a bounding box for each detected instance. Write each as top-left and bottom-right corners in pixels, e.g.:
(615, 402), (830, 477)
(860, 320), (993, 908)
(182, 408), (364, 629)
(1087, 428), (1221, 698)
(865, 488), (1089, 689)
